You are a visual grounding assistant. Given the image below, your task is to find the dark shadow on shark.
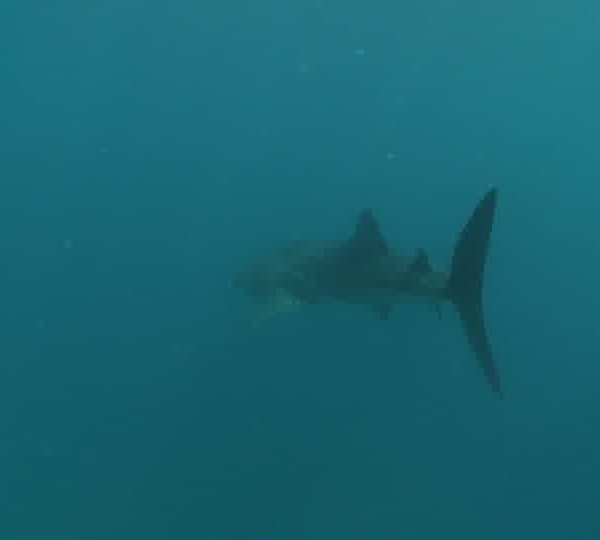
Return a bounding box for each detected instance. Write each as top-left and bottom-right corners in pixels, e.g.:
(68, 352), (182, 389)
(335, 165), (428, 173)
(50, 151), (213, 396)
(234, 189), (501, 396)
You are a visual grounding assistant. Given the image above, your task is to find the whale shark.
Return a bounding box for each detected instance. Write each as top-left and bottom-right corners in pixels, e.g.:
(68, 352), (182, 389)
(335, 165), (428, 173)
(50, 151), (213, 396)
(234, 189), (501, 396)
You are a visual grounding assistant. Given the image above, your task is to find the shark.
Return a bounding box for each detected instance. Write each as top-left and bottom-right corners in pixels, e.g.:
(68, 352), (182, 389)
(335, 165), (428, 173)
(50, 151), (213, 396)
(233, 189), (501, 396)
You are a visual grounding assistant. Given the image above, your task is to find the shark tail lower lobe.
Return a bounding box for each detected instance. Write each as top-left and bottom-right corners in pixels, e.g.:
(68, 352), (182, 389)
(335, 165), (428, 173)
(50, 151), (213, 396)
(446, 188), (502, 397)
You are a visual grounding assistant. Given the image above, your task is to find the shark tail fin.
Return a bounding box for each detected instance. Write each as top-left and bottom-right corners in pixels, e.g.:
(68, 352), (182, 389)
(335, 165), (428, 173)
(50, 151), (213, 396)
(446, 188), (502, 397)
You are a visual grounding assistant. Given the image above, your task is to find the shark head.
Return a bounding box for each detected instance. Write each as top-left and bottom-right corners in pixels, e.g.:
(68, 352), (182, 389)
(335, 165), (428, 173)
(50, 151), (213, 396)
(233, 243), (315, 304)
(232, 264), (270, 301)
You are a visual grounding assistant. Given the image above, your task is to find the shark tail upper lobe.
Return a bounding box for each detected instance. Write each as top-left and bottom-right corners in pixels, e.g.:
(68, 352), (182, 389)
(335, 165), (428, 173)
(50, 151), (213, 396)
(446, 188), (502, 397)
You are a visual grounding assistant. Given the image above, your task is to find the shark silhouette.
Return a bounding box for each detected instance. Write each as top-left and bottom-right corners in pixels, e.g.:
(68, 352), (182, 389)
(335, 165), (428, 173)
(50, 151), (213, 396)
(234, 189), (501, 396)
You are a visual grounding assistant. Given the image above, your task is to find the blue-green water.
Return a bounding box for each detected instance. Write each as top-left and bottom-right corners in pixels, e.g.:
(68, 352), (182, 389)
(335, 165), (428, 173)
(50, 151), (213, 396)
(1, 2), (599, 538)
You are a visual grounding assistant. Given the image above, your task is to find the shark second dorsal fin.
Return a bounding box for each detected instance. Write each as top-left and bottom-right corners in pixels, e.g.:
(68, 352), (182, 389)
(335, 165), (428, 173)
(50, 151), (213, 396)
(346, 210), (388, 259)
(407, 249), (432, 278)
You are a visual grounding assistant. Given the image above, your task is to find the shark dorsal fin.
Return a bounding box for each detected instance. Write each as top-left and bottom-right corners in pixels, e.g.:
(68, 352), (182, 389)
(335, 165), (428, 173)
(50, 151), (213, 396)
(346, 210), (388, 259)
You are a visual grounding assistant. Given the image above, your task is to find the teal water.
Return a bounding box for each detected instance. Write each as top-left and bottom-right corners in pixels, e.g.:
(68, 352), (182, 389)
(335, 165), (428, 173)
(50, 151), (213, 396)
(1, 2), (599, 538)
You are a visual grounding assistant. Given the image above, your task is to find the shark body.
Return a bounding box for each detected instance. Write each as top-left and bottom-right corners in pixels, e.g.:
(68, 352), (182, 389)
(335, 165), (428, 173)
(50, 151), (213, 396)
(234, 189), (501, 395)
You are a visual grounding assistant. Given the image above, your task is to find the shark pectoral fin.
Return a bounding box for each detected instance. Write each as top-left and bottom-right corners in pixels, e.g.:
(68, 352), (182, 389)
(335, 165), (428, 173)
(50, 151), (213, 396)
(373, 303), (393, 321)
(431, 302), (442, 320)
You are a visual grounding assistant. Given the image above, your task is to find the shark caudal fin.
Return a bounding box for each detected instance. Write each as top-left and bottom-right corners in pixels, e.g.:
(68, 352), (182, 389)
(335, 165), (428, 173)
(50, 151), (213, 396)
(446, 189), (501, 396)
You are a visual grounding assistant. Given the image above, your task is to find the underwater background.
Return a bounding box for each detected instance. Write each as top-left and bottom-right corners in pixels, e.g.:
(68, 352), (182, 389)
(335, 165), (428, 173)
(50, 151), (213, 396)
(1, 1), (599, 538)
